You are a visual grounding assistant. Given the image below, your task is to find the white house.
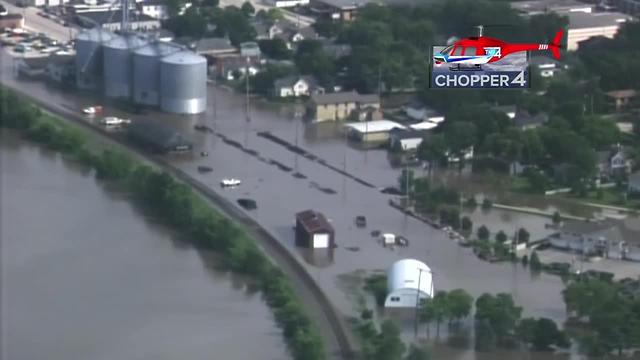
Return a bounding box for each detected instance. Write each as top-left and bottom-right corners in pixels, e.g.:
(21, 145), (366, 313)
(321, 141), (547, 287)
(267, 0), (309, 8)
(273, 75), (322, 97)
(384, 259), (434, 308)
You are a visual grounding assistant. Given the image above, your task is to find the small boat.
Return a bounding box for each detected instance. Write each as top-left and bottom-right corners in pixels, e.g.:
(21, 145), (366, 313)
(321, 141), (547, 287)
(355, 215), (367, 228)
(82, 106), (103, 115)
(221, 178), (241, 187)
(197, 166), (213, 173)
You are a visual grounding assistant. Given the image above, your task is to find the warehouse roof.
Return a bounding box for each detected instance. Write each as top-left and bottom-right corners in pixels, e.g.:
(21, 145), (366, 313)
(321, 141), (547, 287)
(387, 259), (434, 297)
(344, 120), (405, 134)
(311, 90), (380, 105)
(296, 210), (334, 234)
(567, 11), (632, 30)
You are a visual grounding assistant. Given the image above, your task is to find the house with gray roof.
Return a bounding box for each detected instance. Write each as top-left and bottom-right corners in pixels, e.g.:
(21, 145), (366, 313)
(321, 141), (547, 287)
(596, 144), (633, 181)
(513, 110), (548, 130)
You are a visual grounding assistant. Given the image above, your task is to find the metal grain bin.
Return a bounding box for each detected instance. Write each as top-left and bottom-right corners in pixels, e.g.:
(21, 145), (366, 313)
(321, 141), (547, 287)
(132, 41), (181, 106)
(103, 34), (148, 99)
(159, 50), (207, 114)
(75, 28), (114, 91)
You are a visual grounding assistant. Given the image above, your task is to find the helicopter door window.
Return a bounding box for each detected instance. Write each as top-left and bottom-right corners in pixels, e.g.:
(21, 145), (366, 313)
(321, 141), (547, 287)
(451, 46), (463, 56)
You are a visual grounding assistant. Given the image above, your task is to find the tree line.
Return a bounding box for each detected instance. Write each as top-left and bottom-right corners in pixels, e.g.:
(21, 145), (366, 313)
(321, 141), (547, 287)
(0, 88), (326, 360)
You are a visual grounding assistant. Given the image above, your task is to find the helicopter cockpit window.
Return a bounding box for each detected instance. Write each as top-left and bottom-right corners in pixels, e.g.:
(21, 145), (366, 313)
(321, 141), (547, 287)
(440, 45), (454, 56)
(451, 46), (463, 56)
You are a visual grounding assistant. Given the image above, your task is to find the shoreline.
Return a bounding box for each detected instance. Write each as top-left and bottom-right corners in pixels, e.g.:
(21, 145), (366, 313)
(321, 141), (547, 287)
(1, 84), (357, 360)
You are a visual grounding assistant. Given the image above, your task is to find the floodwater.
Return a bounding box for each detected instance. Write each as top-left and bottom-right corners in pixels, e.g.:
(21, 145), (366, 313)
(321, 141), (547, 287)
(0, 131), (289, 360)
(0, 49), (578, 357)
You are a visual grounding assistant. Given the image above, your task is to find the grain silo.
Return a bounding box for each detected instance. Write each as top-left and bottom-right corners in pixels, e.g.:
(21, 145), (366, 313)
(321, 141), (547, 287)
(132, 41), (181, 106)
(75, 28), (114, 91)
(103, 34), (148, 99)
(159, 50), (207, 114)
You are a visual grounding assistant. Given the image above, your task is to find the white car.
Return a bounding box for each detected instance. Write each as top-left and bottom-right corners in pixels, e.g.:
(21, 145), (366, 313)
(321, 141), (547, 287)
(100, 116), (131, 126)
(221, 178), (242, 187)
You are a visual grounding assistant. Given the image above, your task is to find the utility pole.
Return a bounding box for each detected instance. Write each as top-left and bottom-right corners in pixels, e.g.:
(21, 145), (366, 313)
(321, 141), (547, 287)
(413, 268), (431, 338)
(245, 56), (250, 122)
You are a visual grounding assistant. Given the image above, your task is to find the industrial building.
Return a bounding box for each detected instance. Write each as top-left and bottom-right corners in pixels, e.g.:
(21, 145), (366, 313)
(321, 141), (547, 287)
(384, 259), (434, 308)
(76, 10), (160, 32)
(128, 119), (193, 153)
(73, 23), (207, 114)
(295, 210), (335, 249)
(566, 11), (632, 50)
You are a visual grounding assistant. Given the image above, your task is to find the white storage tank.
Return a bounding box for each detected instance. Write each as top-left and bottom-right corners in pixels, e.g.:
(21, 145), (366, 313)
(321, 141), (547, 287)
(75, 28), (114, 91)
(159, 50), (207, 114)
(132, 41), (181, 106)
(103, 34), (148, 99)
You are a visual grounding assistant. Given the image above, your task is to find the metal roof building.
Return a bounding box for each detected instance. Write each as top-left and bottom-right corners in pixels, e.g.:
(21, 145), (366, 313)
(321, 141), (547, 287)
(103, 34), (149, 99)
(385, 259), (434, 308)
(133, 41), (181, 106)
(295, 210), (335, 249)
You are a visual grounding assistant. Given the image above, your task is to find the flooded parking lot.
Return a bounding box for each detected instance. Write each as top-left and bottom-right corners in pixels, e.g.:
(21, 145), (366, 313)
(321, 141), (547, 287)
(0, 49), (580, 355)
(1, 132), (289, 360)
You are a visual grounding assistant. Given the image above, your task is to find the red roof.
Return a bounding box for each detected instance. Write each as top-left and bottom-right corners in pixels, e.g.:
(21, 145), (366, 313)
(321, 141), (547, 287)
(296, 210), (333, 234)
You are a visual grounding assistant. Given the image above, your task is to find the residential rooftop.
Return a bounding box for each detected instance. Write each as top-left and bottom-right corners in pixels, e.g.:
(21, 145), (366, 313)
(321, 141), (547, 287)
(510, 0), (593, 14)
(296, 210), (334, 234)
(344, 120), (405, 134)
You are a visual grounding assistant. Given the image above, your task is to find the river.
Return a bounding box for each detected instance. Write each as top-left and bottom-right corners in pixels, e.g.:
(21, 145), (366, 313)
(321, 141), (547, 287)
(0, 131), (289, 360)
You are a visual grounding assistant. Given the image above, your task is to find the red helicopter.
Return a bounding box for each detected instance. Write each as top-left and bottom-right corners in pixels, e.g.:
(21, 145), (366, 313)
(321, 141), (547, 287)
(434, 26), (563, 71)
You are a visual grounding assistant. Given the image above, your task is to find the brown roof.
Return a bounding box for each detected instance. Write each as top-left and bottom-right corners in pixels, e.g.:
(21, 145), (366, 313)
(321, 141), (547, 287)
(296, 210), (333, 234)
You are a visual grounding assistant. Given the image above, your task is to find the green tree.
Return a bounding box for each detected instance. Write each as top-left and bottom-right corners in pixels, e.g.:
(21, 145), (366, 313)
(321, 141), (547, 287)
(431, 291), (450, 337)
(405, 345), (430, 360)
(475, 293), (523, 341)
(447, 289), (473, 323)
(529, 251), (542, 271)
(417, 133), (447, 176)
(461, 216), (473, 232)
(552, 211), (562, 225)
(475, 319), (497, 352)
(517, 228), (530, 244)
(364, 274), (388, 307)
(295, 40), (336, 87)
(374, 320), (406, 360)
(164, 7), (207, 37)
(241, 1), (255, 16)
(477, 225), (490, 241)
(495, 230), (508, 243)
(399, 168), (415, 195)
(258, 39), (292, 59)
(482, 198), (493, 209)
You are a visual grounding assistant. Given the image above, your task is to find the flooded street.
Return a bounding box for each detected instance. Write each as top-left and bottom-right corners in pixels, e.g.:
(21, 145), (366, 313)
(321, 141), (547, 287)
(0, 49), (580, 357)
(0, 131), (289, 360)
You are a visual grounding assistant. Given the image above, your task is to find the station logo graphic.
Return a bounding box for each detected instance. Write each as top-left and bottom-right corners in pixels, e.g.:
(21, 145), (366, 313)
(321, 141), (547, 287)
(430, 28), (563, 89)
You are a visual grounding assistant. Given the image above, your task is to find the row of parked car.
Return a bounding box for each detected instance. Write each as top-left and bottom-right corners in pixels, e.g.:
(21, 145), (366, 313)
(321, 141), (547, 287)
(1, 28), (72, 54)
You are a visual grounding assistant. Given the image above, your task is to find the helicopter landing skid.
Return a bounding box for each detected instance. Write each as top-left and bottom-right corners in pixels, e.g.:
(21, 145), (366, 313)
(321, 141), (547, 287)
(449, 64), (483, 72)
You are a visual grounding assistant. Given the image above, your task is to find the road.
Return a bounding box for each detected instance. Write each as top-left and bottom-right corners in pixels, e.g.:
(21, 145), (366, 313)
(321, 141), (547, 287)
(0, 0), (77, 42)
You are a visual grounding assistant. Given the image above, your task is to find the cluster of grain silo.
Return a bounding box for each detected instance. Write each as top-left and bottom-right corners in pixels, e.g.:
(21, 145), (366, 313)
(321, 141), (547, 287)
(73, 29), (207, 114)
